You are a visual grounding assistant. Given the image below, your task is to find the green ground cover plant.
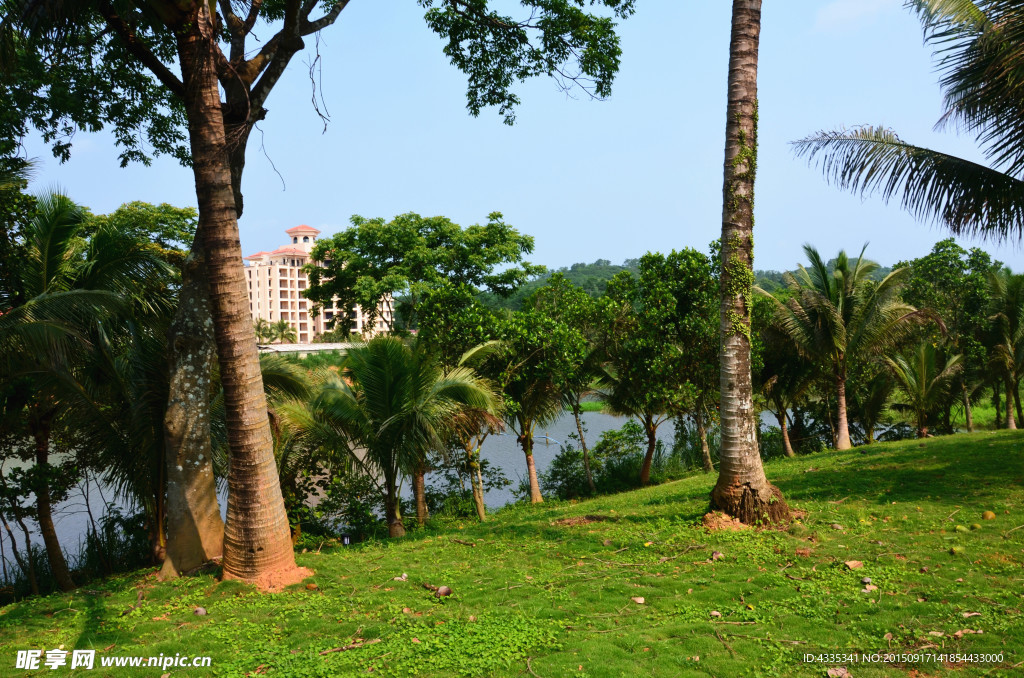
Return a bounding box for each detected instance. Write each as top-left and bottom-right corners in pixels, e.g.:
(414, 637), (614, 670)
(1, 431), (1022, 677)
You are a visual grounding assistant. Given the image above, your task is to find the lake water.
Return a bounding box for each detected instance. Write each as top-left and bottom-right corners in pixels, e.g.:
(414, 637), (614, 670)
(0, 411), (678, 579)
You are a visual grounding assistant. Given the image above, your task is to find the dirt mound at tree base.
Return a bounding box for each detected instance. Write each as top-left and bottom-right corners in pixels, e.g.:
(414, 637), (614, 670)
(223, 566), (315, 592)
(702, 512), (749, 531)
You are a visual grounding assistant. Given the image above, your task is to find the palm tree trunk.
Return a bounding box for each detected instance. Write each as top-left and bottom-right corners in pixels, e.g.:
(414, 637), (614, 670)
(175, 5), (301, 588)
(413, 462), (429, 527)
(962, 382), (974, 433)
(835, 375), (852, 450)
(1015, 378), (1022, 426)
(572, 403), (597, 494)
(777, 412), (795, 458)
(31, 424), (75, 591)
(994, 380), (1003, 428)
(160, 247), (225, 580)
(711, 0), (790, 526)
(385, 478), (405, 538)
(639, 414), (658, 485)
(1006, 377), (1017, 430)
(519, 428), (543, 503)
(696, 408), (714, 472)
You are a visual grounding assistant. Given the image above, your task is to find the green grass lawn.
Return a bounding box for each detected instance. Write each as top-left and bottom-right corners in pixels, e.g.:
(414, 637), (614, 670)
(2, 432), (1024, 677)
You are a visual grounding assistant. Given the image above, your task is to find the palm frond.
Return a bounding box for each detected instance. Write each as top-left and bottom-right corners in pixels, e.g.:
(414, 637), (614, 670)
(793, 126), (1024, 241)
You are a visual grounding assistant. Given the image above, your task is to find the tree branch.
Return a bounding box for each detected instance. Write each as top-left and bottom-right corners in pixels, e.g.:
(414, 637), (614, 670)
(301, 0), (351, 35)
(96, 1), (185, 99)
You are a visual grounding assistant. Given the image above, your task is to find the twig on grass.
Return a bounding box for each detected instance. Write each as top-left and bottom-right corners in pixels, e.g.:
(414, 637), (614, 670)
(319, 639), (381, 655)
(714, 629), (737, 658)
(525, 656), (543, 678)
(946, 507), (962, 522)
(450, 538), (476, 547)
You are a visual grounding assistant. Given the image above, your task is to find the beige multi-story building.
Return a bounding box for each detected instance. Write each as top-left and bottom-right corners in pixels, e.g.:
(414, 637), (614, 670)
(244, 225), (393, 343)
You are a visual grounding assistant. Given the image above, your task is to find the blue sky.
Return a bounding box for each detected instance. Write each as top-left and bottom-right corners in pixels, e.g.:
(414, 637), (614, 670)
(22, 0), (1023, 271)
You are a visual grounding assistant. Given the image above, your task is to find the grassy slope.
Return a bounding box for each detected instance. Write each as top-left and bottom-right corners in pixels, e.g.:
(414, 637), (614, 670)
(2, 432), (1023, 677)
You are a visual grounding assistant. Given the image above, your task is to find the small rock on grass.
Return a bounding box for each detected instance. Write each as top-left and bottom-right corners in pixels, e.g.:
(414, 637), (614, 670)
(193, 607), (207, 616)
(435, 586), (452, 598)
(710, 610), (722, 618)
(831, 524), (844, 531)
(631, 596), (645, 605)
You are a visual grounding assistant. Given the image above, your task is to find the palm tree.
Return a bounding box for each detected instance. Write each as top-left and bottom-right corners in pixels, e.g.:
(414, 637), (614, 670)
(271, 319), (297, 344)
(758, 324), (814, 457)
(711, 0), (790, 525)
(987, 268), (1024, 428)
(794, 1), (1024, 243)
(0, 190), (172, 590)
(254, 318), (273, 343)
(886, 341), (963, 438)
(770, 246), (924, 450)
(282, 336), (496, 537)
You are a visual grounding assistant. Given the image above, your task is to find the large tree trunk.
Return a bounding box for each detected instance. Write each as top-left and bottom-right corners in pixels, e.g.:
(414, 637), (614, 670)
(776, 411), (795, 458)
(175, 5), (304, 589)
(834, 375), (852, 450)
(639, 414), (658, 486)
(413, 462), (429, 528)
(962, 382), (974, 433)
(159, 246), (225, 580)
(519, 430), (543, 503)
(31, 424), (75, 591)
(572, 403), (597, 494)
(710, 0), (790, 526)
(1006, 377), (1017, 430)
(695, 408), (714, 472)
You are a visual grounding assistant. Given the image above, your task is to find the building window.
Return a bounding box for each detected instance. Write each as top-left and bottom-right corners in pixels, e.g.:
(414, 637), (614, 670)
(303, 236), (310, 242)
(293, 236), (298, 244)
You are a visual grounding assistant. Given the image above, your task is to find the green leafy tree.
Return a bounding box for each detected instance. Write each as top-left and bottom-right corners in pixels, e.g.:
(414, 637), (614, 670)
(598, 251), (715, 485)
(305, 212), (544, 332)
(417, 282), (504, 519)
(886, 341), (964, 438)
(499, 306), (589, 503)
(895, 239), (996, 431)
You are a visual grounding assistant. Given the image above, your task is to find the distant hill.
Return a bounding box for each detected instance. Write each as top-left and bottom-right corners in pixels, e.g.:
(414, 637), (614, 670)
(479, 258), (641, 310)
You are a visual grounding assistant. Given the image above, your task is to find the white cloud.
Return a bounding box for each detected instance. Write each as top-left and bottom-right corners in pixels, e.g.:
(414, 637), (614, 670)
(814, 0), (901, 32)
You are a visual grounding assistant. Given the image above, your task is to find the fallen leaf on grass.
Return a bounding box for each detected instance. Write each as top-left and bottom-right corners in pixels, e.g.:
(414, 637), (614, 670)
(710, 610), (722, 618)
(796, 548), (812, 558)
(861, 585), (878, 593)
(631, 597), (645, 605)
(844, 560), (864, 570)
(827, 667), (851, 677)
(928, 631), (944, 637)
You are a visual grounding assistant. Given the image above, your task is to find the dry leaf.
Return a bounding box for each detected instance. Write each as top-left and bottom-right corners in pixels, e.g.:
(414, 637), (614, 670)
(827, 667), (851, 678)
(862, 585), (878, 593)
(844, 560), (864, 570)
(928, 631), (944, 637)
(631, 596), (645, 605)
(710, 610), (722, 618)
(962, 612), (981, 618)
